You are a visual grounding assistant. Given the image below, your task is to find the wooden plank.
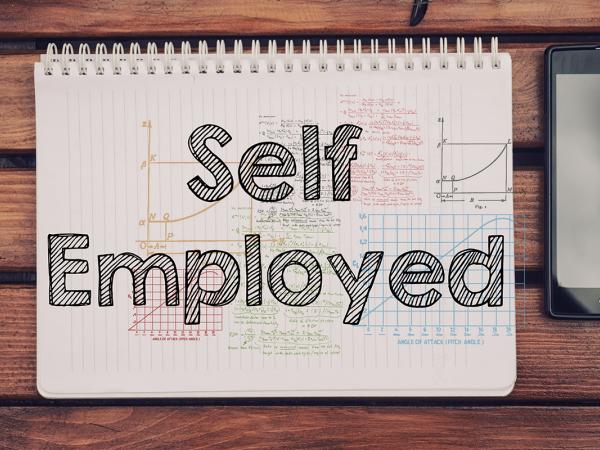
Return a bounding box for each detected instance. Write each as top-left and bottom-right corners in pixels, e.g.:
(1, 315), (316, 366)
(1, 405), (600, 448)
(512, 45), (544, 149)
(0, 44), (542, 152)
(2, 1), (600, 38)
(513, 166), (543, 271)
(0, 286), (35, 399)
(0, 170), (35, 270)
(0, 167), (543, 271)
(0, 54), (36, 152)
(8, 286), (600, 401)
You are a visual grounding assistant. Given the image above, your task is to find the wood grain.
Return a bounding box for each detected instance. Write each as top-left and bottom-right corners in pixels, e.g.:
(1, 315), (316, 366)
(0, 170), (35, 270)
(7, 287), (600, 401)
(2, 0), (600, 38)
(0, 167), (543, 271)
(513, 166), (543, 271)
(0, 286), (35, 399)
(1, 405), (600, 448)
(0, 44), (543, 152)
(0, 54), (36, 152)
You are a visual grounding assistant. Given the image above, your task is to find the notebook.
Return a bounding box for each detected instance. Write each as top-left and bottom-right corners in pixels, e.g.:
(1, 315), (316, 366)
(35, 37), (515, 398)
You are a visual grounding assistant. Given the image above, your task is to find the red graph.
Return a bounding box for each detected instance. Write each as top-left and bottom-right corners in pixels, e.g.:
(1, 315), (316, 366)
(129, 268), (224, 337)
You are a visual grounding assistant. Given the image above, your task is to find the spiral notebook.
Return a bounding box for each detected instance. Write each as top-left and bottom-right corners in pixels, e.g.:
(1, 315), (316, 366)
(35, 38), (516, 398)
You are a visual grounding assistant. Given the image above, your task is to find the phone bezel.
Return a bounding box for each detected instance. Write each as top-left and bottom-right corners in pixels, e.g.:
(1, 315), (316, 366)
(545, 44), (600, 318)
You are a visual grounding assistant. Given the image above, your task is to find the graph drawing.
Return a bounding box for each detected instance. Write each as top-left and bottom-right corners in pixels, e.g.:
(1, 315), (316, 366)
(359, 213), (516, 335)
(435, 117), (512, 203)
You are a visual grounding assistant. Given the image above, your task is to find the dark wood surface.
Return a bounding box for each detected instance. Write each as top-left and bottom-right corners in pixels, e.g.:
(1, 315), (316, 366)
(2, 0), (600, 37)
(2, 406), (600, 448)
(1, 0), (599, 447)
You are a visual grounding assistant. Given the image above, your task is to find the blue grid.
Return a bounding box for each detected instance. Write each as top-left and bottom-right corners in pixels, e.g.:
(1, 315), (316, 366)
(359, 213), (516, 332)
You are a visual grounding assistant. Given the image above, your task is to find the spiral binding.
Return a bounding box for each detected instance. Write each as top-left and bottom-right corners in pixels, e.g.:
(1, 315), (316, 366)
(42, 37), (502, 76)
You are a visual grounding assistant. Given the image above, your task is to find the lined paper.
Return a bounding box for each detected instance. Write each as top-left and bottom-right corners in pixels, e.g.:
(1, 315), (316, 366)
(35, 50), (515, 397)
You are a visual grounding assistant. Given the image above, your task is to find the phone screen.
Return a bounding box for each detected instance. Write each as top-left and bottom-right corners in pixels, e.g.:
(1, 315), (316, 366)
(555, 74), (600, 288)
(547, 47), (600, 317)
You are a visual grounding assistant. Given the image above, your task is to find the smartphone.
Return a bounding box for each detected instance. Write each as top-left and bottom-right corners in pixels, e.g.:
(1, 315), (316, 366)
(546, 45), (600, 318)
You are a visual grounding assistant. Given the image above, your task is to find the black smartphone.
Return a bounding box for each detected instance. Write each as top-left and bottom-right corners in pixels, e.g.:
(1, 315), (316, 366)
(546, 45), (600, 318)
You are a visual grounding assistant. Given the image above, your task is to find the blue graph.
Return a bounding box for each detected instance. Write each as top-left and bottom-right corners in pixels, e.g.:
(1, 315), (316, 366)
(358, 213), (516, 331)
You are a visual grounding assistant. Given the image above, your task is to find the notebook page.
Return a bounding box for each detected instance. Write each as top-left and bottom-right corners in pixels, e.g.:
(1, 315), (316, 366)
(36, 51), (515, 397)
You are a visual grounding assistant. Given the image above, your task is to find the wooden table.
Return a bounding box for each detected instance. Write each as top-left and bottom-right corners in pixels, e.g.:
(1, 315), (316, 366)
(0, 1), (599, 447)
